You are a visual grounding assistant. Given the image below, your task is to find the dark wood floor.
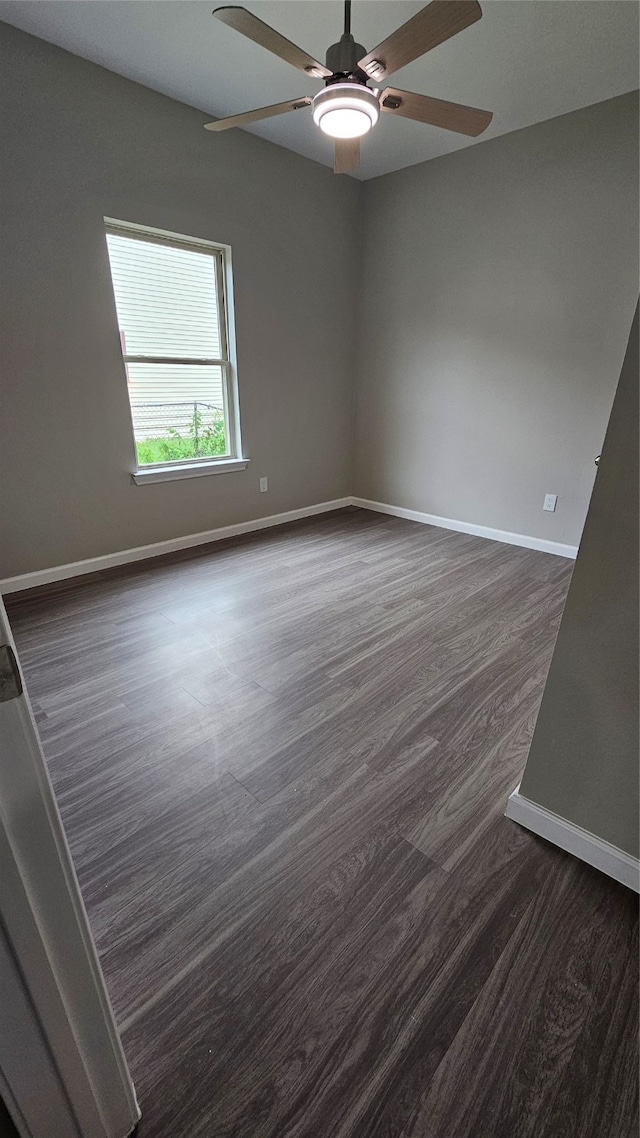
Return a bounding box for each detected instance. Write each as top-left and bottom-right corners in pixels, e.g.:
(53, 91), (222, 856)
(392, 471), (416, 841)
(6, 507), (638, 1138)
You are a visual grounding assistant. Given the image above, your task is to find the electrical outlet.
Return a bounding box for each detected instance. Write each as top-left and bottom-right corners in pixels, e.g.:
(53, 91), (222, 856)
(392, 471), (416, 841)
(543, 493), (558, 512)
(259, 477), (268, 493)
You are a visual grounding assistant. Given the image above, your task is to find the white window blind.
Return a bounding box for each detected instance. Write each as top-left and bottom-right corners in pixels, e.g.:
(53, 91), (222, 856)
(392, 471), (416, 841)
(105, 223), (239, 469)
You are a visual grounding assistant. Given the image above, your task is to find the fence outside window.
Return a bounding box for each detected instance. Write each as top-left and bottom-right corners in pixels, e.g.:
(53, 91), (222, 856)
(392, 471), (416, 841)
(130, 400), (227, 465)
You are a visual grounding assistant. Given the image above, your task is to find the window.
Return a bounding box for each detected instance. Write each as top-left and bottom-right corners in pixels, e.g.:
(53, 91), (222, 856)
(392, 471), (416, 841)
(105, 220), (245, 482)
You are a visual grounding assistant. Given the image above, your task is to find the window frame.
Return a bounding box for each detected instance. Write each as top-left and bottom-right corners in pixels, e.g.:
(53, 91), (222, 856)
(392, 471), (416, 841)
(104, 218), (247, 483)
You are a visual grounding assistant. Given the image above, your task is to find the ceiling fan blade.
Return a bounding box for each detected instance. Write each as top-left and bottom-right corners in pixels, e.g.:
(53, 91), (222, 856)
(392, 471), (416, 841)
(358, 0), (482, 82)
(334, 138), (360, 175)
(213, 6), (331, 78)
(380, 87), (492, 136)
(204, 97), (312, 132)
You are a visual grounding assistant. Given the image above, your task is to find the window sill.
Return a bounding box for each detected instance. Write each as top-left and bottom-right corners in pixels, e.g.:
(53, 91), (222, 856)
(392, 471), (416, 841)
(131, 458), (250, 485)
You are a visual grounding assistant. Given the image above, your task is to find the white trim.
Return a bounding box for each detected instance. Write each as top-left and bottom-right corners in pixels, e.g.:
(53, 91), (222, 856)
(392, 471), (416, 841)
(0, 599), (140, 1136)
(104, 216), (228, 253)
(0, 495), (580, 596)
(132, 457), (249, 484)
(0, 499), (352, 594)
(351, 498), (578, 559)
(505, 786), (639, 892)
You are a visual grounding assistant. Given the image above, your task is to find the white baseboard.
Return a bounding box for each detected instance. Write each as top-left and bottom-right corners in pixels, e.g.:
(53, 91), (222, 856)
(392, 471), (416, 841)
(0, 493), (578, 595)
(0, 498), (352, 594)
(351, 497), (578, 559)
(505, 786), (639, 892)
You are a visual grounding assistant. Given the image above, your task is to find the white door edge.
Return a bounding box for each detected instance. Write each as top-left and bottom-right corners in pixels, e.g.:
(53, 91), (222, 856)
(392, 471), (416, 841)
(0, 598), (140, 1137)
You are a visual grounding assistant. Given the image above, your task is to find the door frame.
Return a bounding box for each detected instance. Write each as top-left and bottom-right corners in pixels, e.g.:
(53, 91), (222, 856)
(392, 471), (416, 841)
(0, 596), (140, 1138)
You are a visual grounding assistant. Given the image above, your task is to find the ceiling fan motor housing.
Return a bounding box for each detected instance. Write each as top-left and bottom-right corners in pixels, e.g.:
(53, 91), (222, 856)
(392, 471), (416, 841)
(325, 33), (367, 81)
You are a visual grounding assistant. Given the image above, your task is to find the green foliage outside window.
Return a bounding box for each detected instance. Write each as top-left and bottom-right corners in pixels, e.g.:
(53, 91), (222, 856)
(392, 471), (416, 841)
(136, 406), (228, 465)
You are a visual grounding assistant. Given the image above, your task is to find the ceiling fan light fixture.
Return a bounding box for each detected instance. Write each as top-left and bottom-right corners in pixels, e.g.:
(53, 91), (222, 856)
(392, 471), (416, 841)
(312, 83), (379, 139)
(318, 107), (370, 139)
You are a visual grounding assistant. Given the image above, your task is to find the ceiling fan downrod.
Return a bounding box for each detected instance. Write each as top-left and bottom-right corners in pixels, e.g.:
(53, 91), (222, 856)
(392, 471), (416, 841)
(325, 0), (367, 82)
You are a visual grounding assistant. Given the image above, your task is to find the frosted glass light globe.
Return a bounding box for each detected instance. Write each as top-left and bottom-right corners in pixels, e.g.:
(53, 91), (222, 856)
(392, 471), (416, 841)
(312, 83), (380, 140)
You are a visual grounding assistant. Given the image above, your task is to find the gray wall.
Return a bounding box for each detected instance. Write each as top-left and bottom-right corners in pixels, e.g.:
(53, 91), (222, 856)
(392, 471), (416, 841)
(0, 25), (361, 577)
(1, 24), (638, 580)
(520, 304), (639, 858)
(353, 93), (639, 547)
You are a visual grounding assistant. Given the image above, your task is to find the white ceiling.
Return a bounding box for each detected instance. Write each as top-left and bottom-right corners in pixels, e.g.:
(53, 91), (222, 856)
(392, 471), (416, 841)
(1, 0), (638, 179)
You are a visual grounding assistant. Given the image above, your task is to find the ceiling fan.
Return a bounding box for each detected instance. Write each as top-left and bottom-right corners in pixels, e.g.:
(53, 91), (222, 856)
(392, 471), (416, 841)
(204, 0), (493, 174)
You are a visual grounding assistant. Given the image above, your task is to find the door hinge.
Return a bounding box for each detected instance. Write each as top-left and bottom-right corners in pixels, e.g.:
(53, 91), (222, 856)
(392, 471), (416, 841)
(0, 644), (23, 702)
